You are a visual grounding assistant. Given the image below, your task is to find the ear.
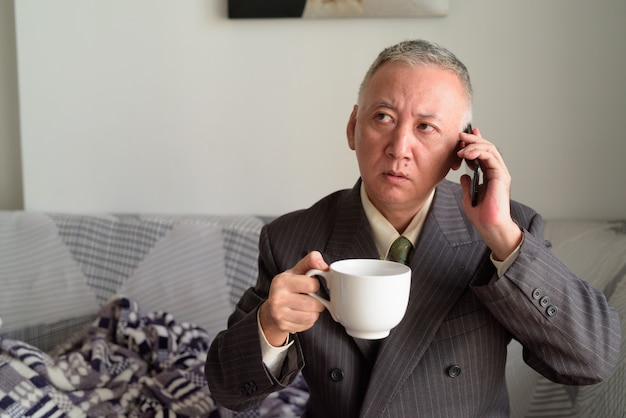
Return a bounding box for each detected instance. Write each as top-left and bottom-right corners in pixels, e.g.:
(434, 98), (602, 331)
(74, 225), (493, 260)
(346, 105), (358, 150)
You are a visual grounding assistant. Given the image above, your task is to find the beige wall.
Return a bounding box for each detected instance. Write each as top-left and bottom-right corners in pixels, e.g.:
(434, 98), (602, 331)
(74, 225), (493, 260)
(7, 0), (626, 219)
(0, 0), (23, 210)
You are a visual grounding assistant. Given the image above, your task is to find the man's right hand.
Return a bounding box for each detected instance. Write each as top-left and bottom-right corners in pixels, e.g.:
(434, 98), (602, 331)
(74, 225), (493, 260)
(258, 251), (328, 347)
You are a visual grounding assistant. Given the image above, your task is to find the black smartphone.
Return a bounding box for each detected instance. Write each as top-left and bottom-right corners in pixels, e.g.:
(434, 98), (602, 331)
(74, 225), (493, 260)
(463, 124), (480, 207)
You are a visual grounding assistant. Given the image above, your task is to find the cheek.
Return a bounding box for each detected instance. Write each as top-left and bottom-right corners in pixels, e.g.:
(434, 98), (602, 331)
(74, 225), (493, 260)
(420, 144), (458, 173)
(435, 139), (460, 162)
(355, 147), (376, 169)
(354, 134), (382, 158)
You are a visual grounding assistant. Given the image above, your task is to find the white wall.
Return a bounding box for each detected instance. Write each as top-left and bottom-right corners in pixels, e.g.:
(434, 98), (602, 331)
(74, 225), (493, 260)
(0, 0), (23, 210)
(14, 0), (626, 219)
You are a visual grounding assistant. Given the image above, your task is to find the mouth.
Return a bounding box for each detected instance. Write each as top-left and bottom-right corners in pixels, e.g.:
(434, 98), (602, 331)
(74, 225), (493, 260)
(383, 171), (409, 181)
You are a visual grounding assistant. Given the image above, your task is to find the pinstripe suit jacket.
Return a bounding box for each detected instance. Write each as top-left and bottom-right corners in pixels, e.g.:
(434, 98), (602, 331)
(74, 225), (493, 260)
(206, 180), (620, 418)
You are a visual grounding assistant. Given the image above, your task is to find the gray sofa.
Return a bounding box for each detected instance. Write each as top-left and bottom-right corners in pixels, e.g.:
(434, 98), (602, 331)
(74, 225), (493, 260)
(0, 212), (624, 417)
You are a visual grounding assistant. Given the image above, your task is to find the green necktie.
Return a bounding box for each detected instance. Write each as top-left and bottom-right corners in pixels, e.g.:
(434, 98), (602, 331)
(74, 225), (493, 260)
(386, 236), (413, 265)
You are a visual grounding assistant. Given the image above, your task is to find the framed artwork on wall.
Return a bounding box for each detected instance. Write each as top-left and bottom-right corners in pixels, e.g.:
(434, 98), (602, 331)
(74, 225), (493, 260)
(228, 0), (449, 19)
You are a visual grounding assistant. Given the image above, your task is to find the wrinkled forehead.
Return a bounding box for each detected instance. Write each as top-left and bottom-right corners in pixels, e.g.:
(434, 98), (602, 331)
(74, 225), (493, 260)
(359, 62), (473, 125)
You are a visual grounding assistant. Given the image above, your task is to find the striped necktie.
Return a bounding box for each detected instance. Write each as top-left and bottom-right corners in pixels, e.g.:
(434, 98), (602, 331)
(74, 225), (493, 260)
(386, 236), (413, 265)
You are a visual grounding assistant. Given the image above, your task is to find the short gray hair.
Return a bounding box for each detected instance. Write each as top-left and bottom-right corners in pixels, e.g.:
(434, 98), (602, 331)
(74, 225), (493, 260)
(358, 39), (473, 126)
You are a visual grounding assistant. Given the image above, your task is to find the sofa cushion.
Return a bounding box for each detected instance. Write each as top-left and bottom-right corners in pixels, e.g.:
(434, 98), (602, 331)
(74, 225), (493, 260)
(0, 213), (101, 343)
(117, 219), (232, 338)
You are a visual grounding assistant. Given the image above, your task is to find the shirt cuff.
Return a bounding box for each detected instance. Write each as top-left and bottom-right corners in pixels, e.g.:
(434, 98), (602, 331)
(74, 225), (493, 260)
(257, 309), (292, 377)
(490, 232), (525, 277)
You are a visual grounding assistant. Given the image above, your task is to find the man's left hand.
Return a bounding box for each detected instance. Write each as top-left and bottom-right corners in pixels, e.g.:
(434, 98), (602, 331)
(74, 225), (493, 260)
(457, 126), (523, 261)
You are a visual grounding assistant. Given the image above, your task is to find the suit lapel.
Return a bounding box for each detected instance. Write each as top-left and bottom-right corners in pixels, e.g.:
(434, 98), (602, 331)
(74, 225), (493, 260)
(322, 180), (378, 264)
(322, 180), (378, 262)
(318, 181), (384, 364)
(360, 181), (485, 417)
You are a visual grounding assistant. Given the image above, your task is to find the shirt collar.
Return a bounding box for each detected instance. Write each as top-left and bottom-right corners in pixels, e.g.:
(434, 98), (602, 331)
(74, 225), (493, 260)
(360, 183), (435, 260)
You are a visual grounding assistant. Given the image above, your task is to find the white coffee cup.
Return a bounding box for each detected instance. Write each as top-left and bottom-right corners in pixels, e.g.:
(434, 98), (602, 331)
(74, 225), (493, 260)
(306, 259), (411, 339)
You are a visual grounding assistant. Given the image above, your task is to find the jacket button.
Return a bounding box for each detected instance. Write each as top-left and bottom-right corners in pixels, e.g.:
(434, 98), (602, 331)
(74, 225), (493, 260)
(330, 368), (344, 382)
(540, 296), (550, 307)
(532, 288), (543, 300)
(238, 380), (257, 396)
(447, 365), (462, 378)
(546, 305), (558, 316)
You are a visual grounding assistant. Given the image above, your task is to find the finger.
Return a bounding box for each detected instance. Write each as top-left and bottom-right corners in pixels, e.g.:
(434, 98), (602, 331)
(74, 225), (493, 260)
(459, 173), (481, 209)
(459, 143), (506, 173)
(271, 270), (320, 299)
(270, 293), (323, 318)
(459, 173), (471, 197)
(289, 250), (329, 276)
(265, 291), (325, 334)
(275, 310), (322, 334)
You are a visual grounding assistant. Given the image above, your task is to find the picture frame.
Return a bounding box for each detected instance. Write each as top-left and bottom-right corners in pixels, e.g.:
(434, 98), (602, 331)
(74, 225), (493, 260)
(228, 0), (449, 19)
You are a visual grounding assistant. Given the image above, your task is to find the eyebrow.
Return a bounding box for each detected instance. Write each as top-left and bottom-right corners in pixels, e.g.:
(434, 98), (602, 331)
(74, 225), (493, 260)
(374, 102), (441, 120)
(417, 114), (444, 124)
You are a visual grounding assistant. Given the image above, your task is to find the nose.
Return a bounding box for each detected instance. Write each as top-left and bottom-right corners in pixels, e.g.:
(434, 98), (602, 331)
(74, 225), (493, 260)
(386, 125), (412, 160)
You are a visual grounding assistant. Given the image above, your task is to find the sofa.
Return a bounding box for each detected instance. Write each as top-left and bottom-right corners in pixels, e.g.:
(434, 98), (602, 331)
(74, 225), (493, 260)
(0, 212), (624, 417)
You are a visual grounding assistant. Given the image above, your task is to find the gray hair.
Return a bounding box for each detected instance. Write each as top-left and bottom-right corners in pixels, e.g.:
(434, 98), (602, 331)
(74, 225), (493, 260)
(358, 39), (473, 126)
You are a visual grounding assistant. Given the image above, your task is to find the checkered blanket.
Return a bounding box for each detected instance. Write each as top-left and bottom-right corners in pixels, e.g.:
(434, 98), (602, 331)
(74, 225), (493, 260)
(0, 296), (216, 417)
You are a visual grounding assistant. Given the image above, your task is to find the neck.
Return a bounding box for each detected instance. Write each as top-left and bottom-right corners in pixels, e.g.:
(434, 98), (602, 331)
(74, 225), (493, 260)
(378, 202), (426, 234)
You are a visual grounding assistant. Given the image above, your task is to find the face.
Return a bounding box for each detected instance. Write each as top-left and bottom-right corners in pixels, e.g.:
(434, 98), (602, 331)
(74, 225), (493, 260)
(347, 61), (469, 218)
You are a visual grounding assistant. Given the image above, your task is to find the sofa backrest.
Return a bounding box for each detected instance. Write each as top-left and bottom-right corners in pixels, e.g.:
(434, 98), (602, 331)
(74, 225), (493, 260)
(0, 212), (266, 352)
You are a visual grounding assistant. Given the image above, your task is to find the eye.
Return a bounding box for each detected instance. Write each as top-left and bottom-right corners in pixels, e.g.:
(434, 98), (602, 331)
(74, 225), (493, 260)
(417, 123), (435, 132)
(376, 113), (393, 124)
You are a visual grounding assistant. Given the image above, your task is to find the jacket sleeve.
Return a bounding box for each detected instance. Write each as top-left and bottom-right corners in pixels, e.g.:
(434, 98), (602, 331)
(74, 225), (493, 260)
(204, 225), (304, 412)
(471, 212), (621, 384)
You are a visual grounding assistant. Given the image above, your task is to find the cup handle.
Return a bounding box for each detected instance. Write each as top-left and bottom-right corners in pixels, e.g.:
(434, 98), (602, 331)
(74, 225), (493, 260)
(305, 268), (337, 322)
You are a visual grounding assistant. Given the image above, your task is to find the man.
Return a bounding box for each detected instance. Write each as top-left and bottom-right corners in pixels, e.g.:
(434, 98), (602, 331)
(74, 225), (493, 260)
(206, 39), (621, 417)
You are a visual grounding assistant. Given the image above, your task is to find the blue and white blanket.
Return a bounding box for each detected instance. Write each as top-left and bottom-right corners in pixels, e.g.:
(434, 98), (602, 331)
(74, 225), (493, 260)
(0, 296), (309, 418)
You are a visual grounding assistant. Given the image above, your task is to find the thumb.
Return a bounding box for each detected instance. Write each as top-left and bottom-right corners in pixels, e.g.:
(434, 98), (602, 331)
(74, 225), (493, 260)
(291, 251), (328, 275)
(459, 173), (471, 197)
